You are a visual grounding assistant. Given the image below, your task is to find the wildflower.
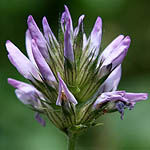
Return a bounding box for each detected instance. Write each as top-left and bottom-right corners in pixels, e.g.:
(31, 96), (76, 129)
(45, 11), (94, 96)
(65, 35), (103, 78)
(6, 5), (148, 149)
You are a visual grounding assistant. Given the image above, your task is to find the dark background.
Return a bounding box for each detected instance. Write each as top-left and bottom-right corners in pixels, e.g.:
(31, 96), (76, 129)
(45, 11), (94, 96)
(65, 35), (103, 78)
(0, 0), (150, 149)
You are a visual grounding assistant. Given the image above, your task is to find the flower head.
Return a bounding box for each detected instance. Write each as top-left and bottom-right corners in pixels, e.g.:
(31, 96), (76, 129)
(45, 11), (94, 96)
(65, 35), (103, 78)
(6, 5), (148, 134)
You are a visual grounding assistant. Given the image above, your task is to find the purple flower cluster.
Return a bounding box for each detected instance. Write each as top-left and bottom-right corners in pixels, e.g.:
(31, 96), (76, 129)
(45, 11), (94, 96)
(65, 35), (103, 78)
(6, 5), (148, 130)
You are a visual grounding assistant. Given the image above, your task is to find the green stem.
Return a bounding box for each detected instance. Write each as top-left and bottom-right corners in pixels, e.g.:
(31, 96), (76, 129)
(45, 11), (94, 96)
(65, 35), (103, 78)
(68, 133), (77, 150)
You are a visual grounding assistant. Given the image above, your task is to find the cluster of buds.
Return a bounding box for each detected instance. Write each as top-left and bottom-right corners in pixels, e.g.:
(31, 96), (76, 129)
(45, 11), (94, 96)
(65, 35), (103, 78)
(6, 6), (148, 135)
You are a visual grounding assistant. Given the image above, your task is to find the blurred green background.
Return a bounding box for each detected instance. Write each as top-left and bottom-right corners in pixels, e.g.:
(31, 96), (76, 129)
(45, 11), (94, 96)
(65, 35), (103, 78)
(0, 0), (150, 149)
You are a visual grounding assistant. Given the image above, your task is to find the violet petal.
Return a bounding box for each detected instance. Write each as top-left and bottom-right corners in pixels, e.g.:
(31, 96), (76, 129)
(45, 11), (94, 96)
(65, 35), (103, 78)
(42, 16), (59, 46)
(56, 76), (63, 106)
(8, 78), (43, 108)
(56, 73), (78, 106)
(116, 101), (125, 120)
(25, 29), (37, 66)
(6, 40), (40, 81)
(8, 78), (30, 89)
(99, 35), (125, 63)
(93, 91), (127, 108)
(15, 87), (38, 105)
(99, 65), (122, 93)
(74, 15), (85, 37)
(125, 92), (148, 103)
(88, 17), (102, 59)
(27, 15), (49, 60)
(61, 5), (73, 33)
(35, 112), (46, 126)
(64, 20), (74, 62)
(100, 36), (131, 72)
(32, 39), (56, 85)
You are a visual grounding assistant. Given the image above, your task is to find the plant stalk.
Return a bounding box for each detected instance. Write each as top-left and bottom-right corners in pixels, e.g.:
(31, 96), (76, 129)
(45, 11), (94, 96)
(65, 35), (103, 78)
(68, 133), (77, 150)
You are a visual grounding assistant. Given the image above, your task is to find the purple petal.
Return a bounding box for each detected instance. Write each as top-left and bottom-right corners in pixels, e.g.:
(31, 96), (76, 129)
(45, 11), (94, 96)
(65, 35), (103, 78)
(42, 16), (59, 46)
(61, 5), (73, 33)
(8, 78), (31, 89)
(116, 101), (125, 120)
(94, 91), (148, 110)
(61, 12), (66, 33)
(27, 15), (49, 60)
(56, 76), (63, 106)
(93, 91), (127, 108)
(15, 87), (37, 105)
(35, 112), (46, 126)
(74, 15), (85, 37)
(99, 65), (122, 93)
(25, 29), (37, 66)
(6, 40), (40, 81)
(8, 78), (43, 107)
(89, 17), (102, 59)
(125, 92), (148, 103)
(100, 36), (131, 72)
(100, 35), (125, 63)
(61, 6), (74, 62)
(56, 73), (78, 106)
(64, 20), (74, 62)
(31, 40), (56, 86)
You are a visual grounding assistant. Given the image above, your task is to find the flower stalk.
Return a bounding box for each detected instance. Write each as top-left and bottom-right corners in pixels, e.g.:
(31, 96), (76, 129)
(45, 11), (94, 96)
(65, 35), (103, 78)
(68, 132), (77, 150)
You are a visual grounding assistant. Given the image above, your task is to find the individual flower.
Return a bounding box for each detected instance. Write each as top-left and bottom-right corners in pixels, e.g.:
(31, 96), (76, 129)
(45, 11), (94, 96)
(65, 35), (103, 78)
(6, 5), (148, 148)
(8, 78), (46, 126)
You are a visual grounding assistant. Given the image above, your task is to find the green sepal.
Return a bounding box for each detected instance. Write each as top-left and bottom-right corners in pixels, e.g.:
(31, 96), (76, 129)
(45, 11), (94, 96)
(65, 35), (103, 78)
(30, 76), (58, 103)
(61, 101), (76, 126)
(68, 84), (80, 95)
(90, 122), (104, 127)
(64, 57), (75, 85)
(67, 124), (88, 136)
(76, 100), (95, 124)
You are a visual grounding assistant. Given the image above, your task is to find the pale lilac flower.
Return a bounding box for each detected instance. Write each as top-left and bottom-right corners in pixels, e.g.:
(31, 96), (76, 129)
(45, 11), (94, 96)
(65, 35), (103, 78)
(99, 36), (131, 77)
(6, 5), (148, 131)
(93, 91), (148, 119)
(8, 78), (45, 126)
(56, 73), (78, 106)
